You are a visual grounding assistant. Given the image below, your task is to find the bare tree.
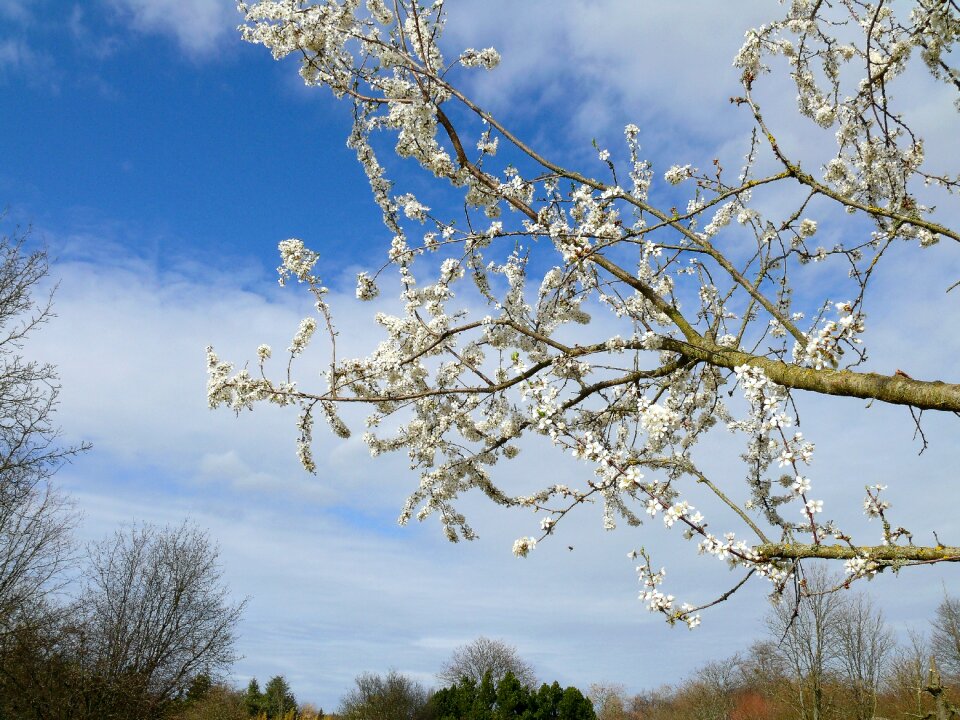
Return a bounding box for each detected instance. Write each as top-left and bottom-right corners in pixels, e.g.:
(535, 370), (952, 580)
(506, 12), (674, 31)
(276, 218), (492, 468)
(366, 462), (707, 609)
(0, 229), (84, 637)
(79, 522), (245, 718)
(338, 670), (431, 720)
(835, 593), (895, 720)
(0, 232), (83, 491)
(437, 636), (537, 689)
(883, 629), (933, 720)
(0, 482), (75, 637)
(588, 682), (630, 720)
(932, 594), (960, 680)
(0, 228), (90, 718)
(686, 658), (741, 720)
(767, 567), (843, 720)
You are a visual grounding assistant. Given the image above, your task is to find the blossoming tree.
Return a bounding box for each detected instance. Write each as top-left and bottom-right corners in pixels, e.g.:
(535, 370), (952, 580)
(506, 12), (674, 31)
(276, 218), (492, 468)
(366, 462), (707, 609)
(208, 0), (960, 626)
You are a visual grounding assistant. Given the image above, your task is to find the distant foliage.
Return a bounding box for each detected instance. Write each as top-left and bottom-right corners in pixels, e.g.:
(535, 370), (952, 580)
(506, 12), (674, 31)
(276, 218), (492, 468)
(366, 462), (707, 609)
(173, 682), (248, 720)
(244, 675), (299, 719)
(0, 230), (244, 719)
(430, 671), (595, 720)
(581, 590), (960, 720)
(437, 637), (537, 689)
(338, 669), (432, 720)
(0, 522), (244, 719)
(932, 594), (960, 679)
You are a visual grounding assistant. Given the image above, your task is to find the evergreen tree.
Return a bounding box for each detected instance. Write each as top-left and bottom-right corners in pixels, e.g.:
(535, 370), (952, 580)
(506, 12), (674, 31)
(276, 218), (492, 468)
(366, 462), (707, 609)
(533, 682), (565, 720)
(185, 673), (213, 704)
(245, 678), (265, 717)
(472, 671), (496, 720)
(430, 673), (594, 720)
(433, 676), (477, 720)
(557, 686), (594, 720)
(494, 672), (531, 719)
(263, 675), (298, 719)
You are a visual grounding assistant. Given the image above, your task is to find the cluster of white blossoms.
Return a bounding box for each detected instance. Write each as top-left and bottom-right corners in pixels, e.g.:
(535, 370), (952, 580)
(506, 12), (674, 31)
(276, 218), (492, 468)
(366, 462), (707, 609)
(698, 532), (757, 565)
(844, 556), (880, 579)
(863, 485), (891, 519)
(733, 1), (953, 214)
(726, 365), (830, 543)
(778, 433), (814, 468)
(638, 399), (680, 447)
(729, 365), (788, 428)
(289, 317), (318, 355)
(355, 271), (380, 300)
(797, 218), (817, 238)
(634, 558), (701, 630)
(398, 194), (430, 222)
(794, 301), (866, 370)
(512, 536), (536, 557)
(663, 164), (694, 185)
(214, 0), (959, 626)
(206, 346), (296, 413)
(459, 47), (501, 69)
(277, 238), (320, 285)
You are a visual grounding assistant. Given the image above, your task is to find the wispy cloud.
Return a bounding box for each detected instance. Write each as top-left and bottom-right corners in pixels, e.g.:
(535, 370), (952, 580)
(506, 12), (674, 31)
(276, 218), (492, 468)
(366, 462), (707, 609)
(0, 0), (30, 23)
(104, 0), (238, 57)
(0, 37), (57, 89)
(445, 2), (769, 146)
(68, 6), (122, 61)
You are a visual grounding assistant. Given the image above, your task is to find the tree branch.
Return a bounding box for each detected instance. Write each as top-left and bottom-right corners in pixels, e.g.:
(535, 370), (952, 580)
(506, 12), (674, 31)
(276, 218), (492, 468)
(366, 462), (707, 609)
(756, 544), (960, 563)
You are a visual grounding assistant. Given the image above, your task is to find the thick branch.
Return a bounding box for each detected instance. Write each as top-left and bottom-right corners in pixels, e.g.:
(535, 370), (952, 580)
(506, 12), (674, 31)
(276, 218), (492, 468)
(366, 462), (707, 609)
(657, 337), (960, 412)
(756, 543), (960, 563)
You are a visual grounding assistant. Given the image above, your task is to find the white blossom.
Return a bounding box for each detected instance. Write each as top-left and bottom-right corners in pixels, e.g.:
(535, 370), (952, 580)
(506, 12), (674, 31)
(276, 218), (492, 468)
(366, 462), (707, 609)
(512, 536), (536, 557)
(356, 272), (380, 300)
(664, 164), (693, 185)
(289, 317), (317, 356)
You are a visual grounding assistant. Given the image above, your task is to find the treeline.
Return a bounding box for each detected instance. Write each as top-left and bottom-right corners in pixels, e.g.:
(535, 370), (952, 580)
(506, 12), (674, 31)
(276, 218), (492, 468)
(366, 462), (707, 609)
(41, 580), (960, 720)
(199, 581), (960, 720)
(168, 583), (960, 720)
(431, 672), (594, 719)
(161, 668), (595, 720)
(173, 639), (597, 720)
(169, 674), (324, 720)
(168, 668), (596, 719)
(589, 569), (960, 720)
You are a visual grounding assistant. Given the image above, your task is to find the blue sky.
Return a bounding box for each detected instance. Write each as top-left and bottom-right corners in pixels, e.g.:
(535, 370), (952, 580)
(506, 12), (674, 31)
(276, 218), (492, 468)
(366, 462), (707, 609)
(1, 2), (387, 275)
(2, 0), (959, 711)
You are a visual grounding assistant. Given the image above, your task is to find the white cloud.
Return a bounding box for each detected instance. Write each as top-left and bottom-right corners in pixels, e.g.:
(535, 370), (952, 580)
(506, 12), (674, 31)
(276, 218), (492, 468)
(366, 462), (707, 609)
(0, 37), (56, 88)
(105, 0), (236, 56)
(0, 37), (32, 67)
(444, 2), (770, 146)
(443, 0), (958, 229)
